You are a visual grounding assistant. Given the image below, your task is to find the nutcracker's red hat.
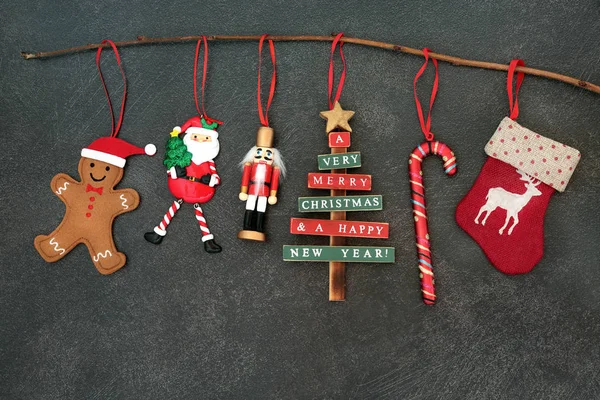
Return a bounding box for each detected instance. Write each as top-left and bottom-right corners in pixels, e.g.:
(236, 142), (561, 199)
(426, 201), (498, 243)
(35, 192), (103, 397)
(172, 116), (220, 139)
(81, 137), (156, 168)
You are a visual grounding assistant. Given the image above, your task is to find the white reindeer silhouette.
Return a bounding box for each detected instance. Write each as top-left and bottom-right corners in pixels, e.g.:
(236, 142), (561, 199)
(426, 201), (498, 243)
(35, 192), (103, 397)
(474, 169), (542, 235)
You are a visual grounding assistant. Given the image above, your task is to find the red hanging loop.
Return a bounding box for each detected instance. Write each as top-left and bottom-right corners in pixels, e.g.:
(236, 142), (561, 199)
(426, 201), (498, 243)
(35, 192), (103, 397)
(328, 33), (347, 110)
(507, 59), (525, 120)
(257, 34), (277, 127)
(96, 40), (127, 138)
(413, 48), (439, 142)
(192, 36), (221, 126)
(193, 36), (209, 119)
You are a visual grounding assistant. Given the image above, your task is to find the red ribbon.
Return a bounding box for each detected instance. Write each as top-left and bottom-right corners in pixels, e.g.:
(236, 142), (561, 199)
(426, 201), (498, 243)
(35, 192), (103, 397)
(507, 59), (525, 120)
(86, 184), (103, 195)
(194, 36), (209, 119)
(257, 34), (277, 127)
(193, 36), (221, 125)
(413, 48), (438, 142)
(96, 40), (127, 138)
(328, 33), (347, 110)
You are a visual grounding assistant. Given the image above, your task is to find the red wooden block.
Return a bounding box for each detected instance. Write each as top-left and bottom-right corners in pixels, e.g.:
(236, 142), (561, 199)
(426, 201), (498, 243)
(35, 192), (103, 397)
(307, 173), (372, 191)
(328, 132), (351, 148)
(290, 218), (389, 238)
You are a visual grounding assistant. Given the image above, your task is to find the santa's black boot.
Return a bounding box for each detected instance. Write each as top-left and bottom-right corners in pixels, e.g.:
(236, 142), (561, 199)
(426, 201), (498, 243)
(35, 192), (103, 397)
(204, 239), (222, 253)
(256, 212), (266, 233)
(144, 231), (164, 245)
(243, 210), (255, 230)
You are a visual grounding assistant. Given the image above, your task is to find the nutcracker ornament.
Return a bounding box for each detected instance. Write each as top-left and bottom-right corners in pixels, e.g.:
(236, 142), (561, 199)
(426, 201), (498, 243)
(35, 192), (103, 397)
(144, 37), (223, 253)
(34, 40), (156, 275)
(238, 35), (285, 242)
(238, 127), (284, 241)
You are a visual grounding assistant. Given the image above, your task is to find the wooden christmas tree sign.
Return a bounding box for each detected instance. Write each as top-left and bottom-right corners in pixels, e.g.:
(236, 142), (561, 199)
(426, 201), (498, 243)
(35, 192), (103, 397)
(283, 101), (395, 301)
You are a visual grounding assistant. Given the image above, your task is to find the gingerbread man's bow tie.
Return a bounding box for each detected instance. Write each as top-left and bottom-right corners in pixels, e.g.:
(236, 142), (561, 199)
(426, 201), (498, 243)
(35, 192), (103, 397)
(86, 184), (104, 195)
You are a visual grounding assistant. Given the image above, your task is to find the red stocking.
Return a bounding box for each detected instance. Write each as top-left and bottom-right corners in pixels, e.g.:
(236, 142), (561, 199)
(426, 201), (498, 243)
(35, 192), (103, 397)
(456, 117), (580, 274)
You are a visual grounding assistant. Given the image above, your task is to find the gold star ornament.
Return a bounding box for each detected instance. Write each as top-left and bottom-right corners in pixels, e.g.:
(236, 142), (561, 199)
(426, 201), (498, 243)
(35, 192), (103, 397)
(319, 101), (355, 133)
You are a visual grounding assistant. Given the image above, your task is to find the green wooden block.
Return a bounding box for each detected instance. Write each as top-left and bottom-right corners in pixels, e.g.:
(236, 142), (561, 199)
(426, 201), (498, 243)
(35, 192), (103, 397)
(283, 245), (395, 263)
(298, 195), (383, 212)
(318, 152), (361, 170)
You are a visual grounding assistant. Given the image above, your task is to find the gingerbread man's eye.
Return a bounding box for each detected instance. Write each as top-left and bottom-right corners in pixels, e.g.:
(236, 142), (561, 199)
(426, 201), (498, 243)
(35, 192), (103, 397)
(105, 166), (110, 171)
(90, 163), (95, 168)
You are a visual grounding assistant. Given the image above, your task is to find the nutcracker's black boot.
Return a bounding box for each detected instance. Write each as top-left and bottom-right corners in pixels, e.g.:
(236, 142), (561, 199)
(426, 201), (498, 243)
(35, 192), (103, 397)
(144, 231), (164, 245)
(256, 212), (266, 233)
(204, 239), (222, 253)
(243, 210), (255, 230)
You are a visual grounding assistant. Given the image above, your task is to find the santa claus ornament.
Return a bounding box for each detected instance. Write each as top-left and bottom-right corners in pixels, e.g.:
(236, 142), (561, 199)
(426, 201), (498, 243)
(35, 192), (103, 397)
(456, 59), (581, 275)
(238, 34), (285, 242)
(144, 37), (223, 253)
(34, 40), (156, 275)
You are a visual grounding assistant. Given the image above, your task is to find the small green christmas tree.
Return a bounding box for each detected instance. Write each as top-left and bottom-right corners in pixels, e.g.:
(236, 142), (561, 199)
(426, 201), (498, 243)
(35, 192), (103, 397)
(163, 134), (192, 169)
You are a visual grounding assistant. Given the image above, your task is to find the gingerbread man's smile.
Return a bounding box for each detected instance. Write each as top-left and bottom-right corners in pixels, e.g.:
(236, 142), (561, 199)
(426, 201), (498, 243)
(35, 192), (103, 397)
(90, 173), (106, 182)
(89, 162), (110, 182)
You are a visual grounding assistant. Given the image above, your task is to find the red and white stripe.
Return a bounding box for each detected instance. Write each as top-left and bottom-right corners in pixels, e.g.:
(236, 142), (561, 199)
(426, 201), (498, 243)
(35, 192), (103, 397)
(154, 200), (182, 236)
(194, 204), (213, 242)
(208, 160), (220, 185)
(409, 141), (457, 305)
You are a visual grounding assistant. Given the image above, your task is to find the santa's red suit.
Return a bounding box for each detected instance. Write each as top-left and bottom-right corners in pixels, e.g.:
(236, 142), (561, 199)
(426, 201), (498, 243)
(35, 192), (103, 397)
(168, 160), (219, 203)
(241, 161), (280, 197)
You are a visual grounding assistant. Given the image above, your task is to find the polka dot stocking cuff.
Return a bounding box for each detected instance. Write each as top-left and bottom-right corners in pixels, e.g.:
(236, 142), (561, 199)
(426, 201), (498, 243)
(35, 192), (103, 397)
(485, 117), (581, 192)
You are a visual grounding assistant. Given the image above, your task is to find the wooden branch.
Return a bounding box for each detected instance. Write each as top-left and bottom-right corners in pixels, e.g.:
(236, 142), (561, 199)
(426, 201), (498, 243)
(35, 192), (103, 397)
(20, 34), (600, 94)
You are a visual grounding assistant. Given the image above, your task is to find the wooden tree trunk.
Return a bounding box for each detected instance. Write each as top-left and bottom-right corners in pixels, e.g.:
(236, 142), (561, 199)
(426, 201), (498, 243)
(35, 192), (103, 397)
(329, 145), (346, 301)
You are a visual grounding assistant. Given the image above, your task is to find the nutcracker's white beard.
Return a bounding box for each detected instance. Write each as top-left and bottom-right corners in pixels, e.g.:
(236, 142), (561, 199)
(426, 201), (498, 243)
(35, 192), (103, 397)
(240, 146), (286, 177)
(184, 135), (220, 164)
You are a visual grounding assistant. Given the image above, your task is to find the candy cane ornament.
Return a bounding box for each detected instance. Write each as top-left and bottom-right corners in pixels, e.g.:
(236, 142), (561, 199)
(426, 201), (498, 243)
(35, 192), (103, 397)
(408, 48), (457, 305)
(409, 141), (456, 304)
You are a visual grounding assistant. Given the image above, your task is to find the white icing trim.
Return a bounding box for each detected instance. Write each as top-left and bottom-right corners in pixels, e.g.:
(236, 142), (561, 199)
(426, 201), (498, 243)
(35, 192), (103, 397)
(49, 237), (65, 255)
(93, 250), (113, 262)
(55, 182), (70, 195)
(119, 194), (129, 209)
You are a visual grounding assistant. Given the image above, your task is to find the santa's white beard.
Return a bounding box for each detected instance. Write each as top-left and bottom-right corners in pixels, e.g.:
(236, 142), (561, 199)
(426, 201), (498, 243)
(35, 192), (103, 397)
(184, 135), (220, 164)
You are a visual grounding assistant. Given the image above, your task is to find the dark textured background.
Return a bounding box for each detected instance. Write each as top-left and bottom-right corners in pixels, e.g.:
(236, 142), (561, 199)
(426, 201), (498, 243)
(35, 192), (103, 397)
(1, 1), (599, 399)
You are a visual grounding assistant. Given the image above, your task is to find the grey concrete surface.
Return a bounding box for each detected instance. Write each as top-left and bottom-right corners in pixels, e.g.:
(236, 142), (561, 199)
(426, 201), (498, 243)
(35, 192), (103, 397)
(1, 1), (599, 398)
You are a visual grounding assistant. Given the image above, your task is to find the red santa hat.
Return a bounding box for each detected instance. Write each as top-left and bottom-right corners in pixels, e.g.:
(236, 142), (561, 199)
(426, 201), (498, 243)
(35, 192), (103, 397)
(81, 137), (156, 168)
(171, 116), (220, 139)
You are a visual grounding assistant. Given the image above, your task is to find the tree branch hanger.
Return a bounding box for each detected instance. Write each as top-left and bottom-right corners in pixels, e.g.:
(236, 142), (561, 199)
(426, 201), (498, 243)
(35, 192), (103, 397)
(20, 34), (600, 94)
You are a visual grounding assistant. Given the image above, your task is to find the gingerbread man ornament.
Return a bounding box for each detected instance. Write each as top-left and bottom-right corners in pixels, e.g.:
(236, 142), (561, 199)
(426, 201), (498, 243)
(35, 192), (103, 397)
(34, 137), (156, 274)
